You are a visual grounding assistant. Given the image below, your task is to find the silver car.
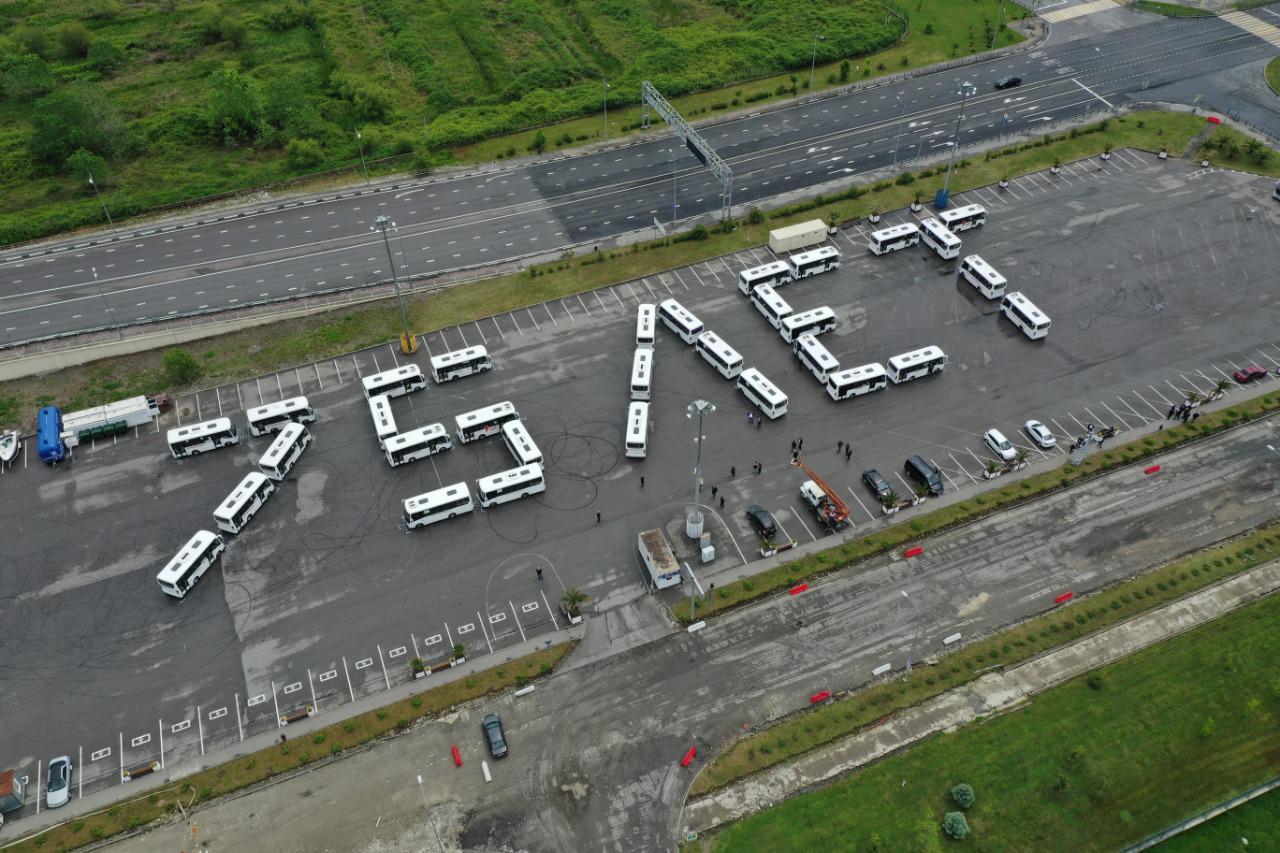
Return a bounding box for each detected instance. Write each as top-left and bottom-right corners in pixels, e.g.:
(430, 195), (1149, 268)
(984, 428), (1017, 463)
(1024, 419), (1056, 449)
(46, 756), (72, 808)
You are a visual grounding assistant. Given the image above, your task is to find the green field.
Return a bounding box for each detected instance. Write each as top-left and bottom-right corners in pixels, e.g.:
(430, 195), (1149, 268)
(710, 591), (1280, 852)
(0, 0), (1029, 246)
(1156, 784), (1280, 851)
(1267, 56), (1280, 94)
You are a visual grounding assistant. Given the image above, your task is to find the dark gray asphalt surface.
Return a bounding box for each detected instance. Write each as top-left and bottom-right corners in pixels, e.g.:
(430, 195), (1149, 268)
(0, 13), (1274, 344)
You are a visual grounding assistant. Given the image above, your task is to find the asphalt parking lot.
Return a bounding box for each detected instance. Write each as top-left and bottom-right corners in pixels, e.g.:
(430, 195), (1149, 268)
(2, 151), (1278, 815)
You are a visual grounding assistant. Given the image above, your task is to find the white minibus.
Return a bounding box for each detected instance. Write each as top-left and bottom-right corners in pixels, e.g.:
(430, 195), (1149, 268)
(868, 222), (920, 256)
(738, 261), (793, 295)
(795, 334), (840, 383)
(455, 401), (519, 444)
(886, 346), (949, 384)
(156, 530), (225, 599)
(826, 363), (888, 400)
(625, 401), (648, 459)
(213, 472), (275, 535)
(751, 283), (794, 330)
(658, 298), (704, 344)
(167, 418), (240, 459)
(384, 423), (452, 467)
(368, 394), (398, 449)
(695, 331), (744, 379)
(939, 203), (987, 233)
(361, 364), (426, 400)
(1001, 291), (1051, 340)
(736, 368), (789, 419)
(476, 463), (546, 508)
(258, 422), (312, 481)
(631, 348), (653, 401)
(430, 346), (492, 384)
(919, 217), (962, 260)
(246, 396), (316, 437)
(403, 483), (474, 529)
(636, 303), (657, 348)
(502, 419), (543, 466)
(788, 245), (841, 279)
(780, 306), (837, 344)
(959, 254), (1007, 299)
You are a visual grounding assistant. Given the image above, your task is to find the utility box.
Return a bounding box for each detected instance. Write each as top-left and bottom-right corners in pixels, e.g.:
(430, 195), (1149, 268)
(699, 532), (715, 563)
(768, 219), (827, 254)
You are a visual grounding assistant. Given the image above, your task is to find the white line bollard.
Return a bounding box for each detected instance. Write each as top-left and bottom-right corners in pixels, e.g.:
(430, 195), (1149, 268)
(872, 663), (892, 677)
(514, 685), (535, 697)
(687, 621), (707, 633)
(943, 632), (962, 646)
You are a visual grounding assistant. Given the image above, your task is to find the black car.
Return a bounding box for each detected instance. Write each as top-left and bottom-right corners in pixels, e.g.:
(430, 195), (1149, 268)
(862, 469), (893, 501)
(745, 504), (777, 539)
(904, 455), (944, 496)
(482, 713), (508, 758)
(994, 75), (1022, 90)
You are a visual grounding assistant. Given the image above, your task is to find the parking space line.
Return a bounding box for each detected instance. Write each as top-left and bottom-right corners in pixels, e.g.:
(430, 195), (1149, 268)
(387, 344), (401, 367)
(308, 669), (318, 713)
(688, 265), (707, 287)
(275, 372), (284, 400)
(845, 486), (876, 522)
(313, 362), (323, 390)
(930, 457), (961, 492)
(609, 287), (625, 309)
(1098, 400), (1132, 430)
(294, 366), (304, 395)
(508, 310), (524, 334)
(1146, 383), (1173, 405)
(194, 392), (202, 420)
(1178, 372), (1209, 396)
(772, 516), (792, 545)
(476, 610), (495, 654)
(215, 386), (224, 416)
(342, 657), (355, 701)
(377, 645), (391, 690)
(492, 315), (507, 340)
(1083, 406), (1109, 430)
(526, 307), (541, 331)
(1129, 388), (1164, 417)
(672, 269), (690, 291)
(577, 293), (593, 317)
(1257, 350), (1280, 369)
(1164, 378), (1192, 402)
(1207, 363), (1235, 383)
(894, 470), (917, 497)
(370, 351), (381, 374)
(1064, 411), (1089, 433)
(509, 601), (527, 642)
(541, 589), (561, 629)
(558, 300), (574, 323)
(332, 358), (342, 383)
(957, 450), (985, 481)
(790, 509), (818, 542)
(624, 282), (639, 301)
(1114, 395), (1150, 425)
(454, 326), (469, 349)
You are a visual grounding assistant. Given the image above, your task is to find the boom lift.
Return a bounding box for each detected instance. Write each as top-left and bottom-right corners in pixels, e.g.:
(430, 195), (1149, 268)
(789, 458), (851, 531)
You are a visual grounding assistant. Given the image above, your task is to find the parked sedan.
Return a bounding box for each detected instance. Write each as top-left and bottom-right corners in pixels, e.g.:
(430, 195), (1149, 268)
(1024, 419), (1056, 449)
(745, 504), (778, 540)
(1233, 364), (1269, 384)
(46, 756), (72, 808)
(984, 428), (1018, 463)
(482, 713), (508, 759)
(862, 469), (893, 501)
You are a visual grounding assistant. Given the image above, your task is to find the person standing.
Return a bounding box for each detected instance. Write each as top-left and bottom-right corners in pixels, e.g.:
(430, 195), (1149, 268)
(711, 485), (718, 499)
(730, 465), (736, 479)
(640, 475), (645, 488)
(595, 511), (601, 525)
(837, 440), (843, 453)
(747, 412), (754, 425)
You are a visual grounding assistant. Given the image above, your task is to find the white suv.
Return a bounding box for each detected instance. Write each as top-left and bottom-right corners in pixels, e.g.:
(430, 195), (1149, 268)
(984, 428), (1017, 463)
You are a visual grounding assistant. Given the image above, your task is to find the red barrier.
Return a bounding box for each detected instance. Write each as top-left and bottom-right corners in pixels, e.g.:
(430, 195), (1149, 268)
(681, 747), (697, 767)
(451, 745), (462, 767)
(1054, 591), (1074, 605)
(1144, 465), (1161, 475)
(903, 546), (924, 558)
(810, 690), (832, 704)
(1207, 116), (1221, 125)
(789, 583), (809, 596)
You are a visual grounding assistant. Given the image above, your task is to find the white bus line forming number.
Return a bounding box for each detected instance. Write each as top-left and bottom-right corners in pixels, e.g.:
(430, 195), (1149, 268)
(283, 682), (302, 695)
(521, 602), (539, 613)
(456, 623), (475, 635)
(246, 694), (268, 707)
(354, 657), (374, 670)
(90, 747), (111, 762)
(388, 646), (407, 659)
(318, 669), (338, 682)
(131, 734), (151, 748)
(170, 720), (191, 734)
(208, 707), (228, 721)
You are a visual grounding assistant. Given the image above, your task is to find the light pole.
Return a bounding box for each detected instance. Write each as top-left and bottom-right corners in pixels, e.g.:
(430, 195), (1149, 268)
(685, 400), (715, 539)
(935, 81), (977, 210)
(891, 93), (908, 168)
(415, 775), (446, 853)
(603, 77), (611, 143)
(356, 131), (370, 185)
(670, 146), (679, 226)
(87, 172), (114, 231)
(809, 33), (825, 93)
(372, 214), (417, 354)
(901, 590), (923, 681)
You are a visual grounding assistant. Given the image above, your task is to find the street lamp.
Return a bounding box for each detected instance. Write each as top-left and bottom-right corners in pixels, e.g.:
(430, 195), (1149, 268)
(891, 93), (908, 168)
(415, 775), (446, 853)
(372, 214), (417, 354)
(935, 81), (978, 210)
(685, 400), (715, 539)
(809, 33), (825, 93)
(603, 77), (611, 143)
(87, 172), (114, 231)
(901, 590), (923, 681)
(670, 146), (679, 226)
(356, 131), (370, 185)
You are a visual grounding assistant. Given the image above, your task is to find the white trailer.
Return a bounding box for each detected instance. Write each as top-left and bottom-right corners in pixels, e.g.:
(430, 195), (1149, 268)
(638, 528), (682, 590)
(768, 219), (828, 254)
(60, 395), (161, 447)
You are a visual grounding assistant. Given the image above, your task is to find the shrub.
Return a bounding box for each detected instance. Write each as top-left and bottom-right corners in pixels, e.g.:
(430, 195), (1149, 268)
(87, 40), (126, 76)
(284, 138), (324, 170)
(163, 348), (201, 386)
(942, 812), (969, 839)
(895, 172), (915, 185)
(59, 22), (93, 58)
(951, 783), (975, 809)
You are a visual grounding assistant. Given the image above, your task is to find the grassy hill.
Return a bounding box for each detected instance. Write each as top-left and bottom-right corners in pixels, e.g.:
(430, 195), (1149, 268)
(0, 0), (1018, 245)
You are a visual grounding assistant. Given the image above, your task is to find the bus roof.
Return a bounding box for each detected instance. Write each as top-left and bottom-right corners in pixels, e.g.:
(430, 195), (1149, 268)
(157, 530), (220, 582)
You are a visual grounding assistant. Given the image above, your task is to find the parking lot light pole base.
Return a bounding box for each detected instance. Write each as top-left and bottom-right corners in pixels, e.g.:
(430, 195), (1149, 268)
(686, 510), (705, 540)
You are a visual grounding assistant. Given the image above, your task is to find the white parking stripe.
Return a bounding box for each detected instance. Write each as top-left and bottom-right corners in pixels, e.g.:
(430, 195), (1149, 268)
(845, 486), (876, 522)
(1098, 400), (1132, 430)
(1130, 388), (1164, 417)
(790, 509), (818, 542)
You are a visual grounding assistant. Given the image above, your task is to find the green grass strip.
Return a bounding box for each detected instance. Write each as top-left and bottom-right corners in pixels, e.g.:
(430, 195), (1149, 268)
(1130, 0), (1215, 15)
(13, 643), (573, 853)
(706, 586), (1280, 851)
(1156, 782), (1280, 851)
(690, 521), (1280, 797)
(1268, 56), (1280, 96)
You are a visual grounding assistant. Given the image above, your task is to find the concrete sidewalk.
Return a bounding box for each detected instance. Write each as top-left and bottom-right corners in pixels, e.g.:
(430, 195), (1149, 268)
(682, 559), (1280, 834)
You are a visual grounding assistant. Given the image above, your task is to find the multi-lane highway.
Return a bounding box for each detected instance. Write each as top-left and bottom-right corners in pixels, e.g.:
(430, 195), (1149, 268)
(0, 13), (1274, 345)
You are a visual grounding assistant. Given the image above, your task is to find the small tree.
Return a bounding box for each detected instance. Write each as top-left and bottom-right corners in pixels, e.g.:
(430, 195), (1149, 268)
(562, 588), (590, 615)
(951, 783), (975, 809)
(163, 348), (201, 386)
(59, 22), (93, 58)
(530, 130), (547, 154)
(881, 489), (898, 508)
(451, 643), (465, 660)
(839, 59), (851, 83)
(942, 812), (969, 840)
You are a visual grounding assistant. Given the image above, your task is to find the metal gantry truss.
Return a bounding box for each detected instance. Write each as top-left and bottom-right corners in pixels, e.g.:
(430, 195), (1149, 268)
(641, 81), (734, 221)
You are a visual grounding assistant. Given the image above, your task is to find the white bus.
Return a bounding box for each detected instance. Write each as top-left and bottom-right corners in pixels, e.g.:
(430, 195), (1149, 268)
(167, 418), (240, 459)
(919, 217), (962, 260)
(780, 306), (837, 344)
(939, 203), (987, 233)
(258, 422), (312, 481)
(795, 334), (840, 383)
(246, 396), (316, 437)
(502, 419), (543, 466)
(695, 330), (744, 379)
(212, 471), (275, 534)
(751, 283), (794, 330)
(455, 401), (519, 444)
(156, 530), (225, 600)
(826, 363), (888, 401)
(958, 254), (1007, 299)
(384, 423), (452, 467)
(430, 346), (492, 384)
(636, 303), (657, 348)
(738, 260), (793, 295)
(403, 482), (474, 529)
(788, 245), (841, 279)
(1001, 291), (1052, 340)
(361, 364), (427, 400)
(368, 395), (398, 449)
(886, 346), (949, 384)
(625, 401), (649, 459)
(736, 367), (789, 419)
(476, 463), (546, 508)
(868, 222), (920, 256)
(631, 348), (653, 401)
(658, 298), (704, 344)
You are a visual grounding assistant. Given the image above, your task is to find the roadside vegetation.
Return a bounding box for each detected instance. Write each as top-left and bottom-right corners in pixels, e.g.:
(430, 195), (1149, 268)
(1266, 56), (1280, 95)
(12, 641), (572, 853)
(705, 591), (1280, 851)
(689, 522), (1280, 796)
(1130, 0), (1215, 16)
(0, 110), (1226, 432)
(1156, 784), (1280, 851)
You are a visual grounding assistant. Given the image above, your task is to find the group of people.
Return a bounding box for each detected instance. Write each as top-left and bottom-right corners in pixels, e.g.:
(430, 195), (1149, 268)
(1166, 400), (1200, 424)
